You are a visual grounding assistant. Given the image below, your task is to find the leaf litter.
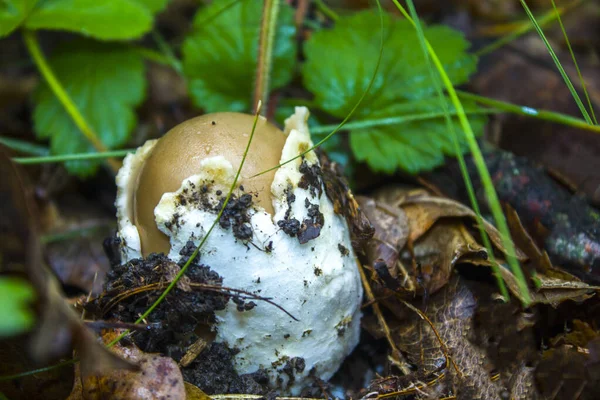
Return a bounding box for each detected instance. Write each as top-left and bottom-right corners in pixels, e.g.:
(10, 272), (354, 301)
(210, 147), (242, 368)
(2, 1), (600, 399)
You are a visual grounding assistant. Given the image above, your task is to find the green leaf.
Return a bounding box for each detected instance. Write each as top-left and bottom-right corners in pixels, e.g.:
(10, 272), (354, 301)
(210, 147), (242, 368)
(302, 11), (481, 173)
(182, 0), (297, 113)
(0, 277), (36, 337)
(134, 0), (169, 13)
(0, 0), (37, 37)
(349, 100), (486, 173)
(33, 40), (146, 176)
(24, 0), (163, 40)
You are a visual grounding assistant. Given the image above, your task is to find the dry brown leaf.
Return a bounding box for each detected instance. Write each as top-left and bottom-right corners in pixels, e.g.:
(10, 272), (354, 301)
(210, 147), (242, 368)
(374, 185), (527, 261)
(535, 340), (600, 400)
(356, 195), (409, 284)
(503, 205), (597, 306)
(0, 145), (132, 379)
(406, 220), (489, 295)
(68, 330), (186, 400)
(389, 276), (506, 399)
(0, 337), (74, 400)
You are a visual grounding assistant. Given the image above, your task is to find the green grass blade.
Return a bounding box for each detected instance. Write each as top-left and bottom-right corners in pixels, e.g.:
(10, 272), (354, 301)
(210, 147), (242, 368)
(519, 0), (593, 125)
(456, 90), (600, 133)
(392, 0), (531, 304)
(0, 137), (49, 156)
(13, 149), (133, 164)
(22, 30), (120, 173)
(475, 0), (581, 57)
(404, 0), (509, 300)
(151, 30), (184, 75)
(309, 109), (500, 134)
(549, 0), (597, 124)
(314, 0), (339, 21)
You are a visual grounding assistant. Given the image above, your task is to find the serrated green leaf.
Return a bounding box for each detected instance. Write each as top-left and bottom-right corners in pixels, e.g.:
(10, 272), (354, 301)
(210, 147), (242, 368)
(0, 0), (37, 37)
(303, 11), (481, 173)
(33, 40), (146, 176)
(349, 99), (486, 173)
(182, 0), (296, 113)
(0, 277), (36, 337)
(24, 0), (161, 40)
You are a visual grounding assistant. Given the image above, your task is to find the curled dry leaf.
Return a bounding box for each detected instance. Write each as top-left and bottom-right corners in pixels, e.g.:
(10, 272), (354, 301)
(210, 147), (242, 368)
(358, 185), (523, 296)
(0, 145), (132, 381)
(408, 220), (489, 295)
(373, 186), (526, 261)
(356, 195), (409, 285)
(502, 205), (598, 306)
(68, 330), (186, 400)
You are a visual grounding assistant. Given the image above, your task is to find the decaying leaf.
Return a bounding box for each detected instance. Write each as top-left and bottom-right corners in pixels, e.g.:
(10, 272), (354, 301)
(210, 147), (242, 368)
(408, 220), (490, 295)
(357, 195), (409, 287)
(373, 186), (527, 260)
(358, 185), (525, 296)
(502, 205), (598, 306)
(0, 336), (74, 400)
(535, 323), (600, 400)
(0, 145), (132, 381)
(68, 330), (185, 400)
(381, 276), (506, 399)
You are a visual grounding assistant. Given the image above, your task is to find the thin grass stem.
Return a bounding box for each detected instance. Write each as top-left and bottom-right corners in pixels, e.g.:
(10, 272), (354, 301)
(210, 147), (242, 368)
(22, 30), (120, 173)
(132, 46), (172, 66)
(475, 0), (581, 57)
(253, 0), (280, 114)
(309, 110), (500, 133)
(549, 0), (597, 124)
(456, 90), (600, 133)
(13, 149), (133, 164)
(405, 0), (509, 299)
(518, 0), (593, 124)
(392, 0), (531, 304)
(0, 136), (49, 156)
(314, 0), (339, 21)
(151, 30), (184, 75)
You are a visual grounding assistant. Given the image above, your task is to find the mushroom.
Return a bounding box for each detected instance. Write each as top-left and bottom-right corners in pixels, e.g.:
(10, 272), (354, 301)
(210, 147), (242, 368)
(114, 107), (363, 394)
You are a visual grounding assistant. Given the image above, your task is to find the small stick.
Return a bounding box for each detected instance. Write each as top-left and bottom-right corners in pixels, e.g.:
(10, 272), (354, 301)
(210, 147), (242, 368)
(357, 258), (412, 375)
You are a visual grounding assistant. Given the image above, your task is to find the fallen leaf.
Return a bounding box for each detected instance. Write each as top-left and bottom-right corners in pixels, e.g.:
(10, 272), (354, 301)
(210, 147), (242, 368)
(0, 145), (132, 379)
(373, 185), (528, 260)
(504, 205), (597, 306)
(406, 220), (490, 295)
(356, 195), (409, 286)
(388, 276), (506, 399)
(68, 330), (186, 400)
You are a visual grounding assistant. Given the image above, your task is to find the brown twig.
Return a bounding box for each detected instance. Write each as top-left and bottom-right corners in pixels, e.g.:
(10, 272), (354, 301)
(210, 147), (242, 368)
(396, 296), (463, 379)
(99, 282), (299, 321)
(357, 258), (412, 375)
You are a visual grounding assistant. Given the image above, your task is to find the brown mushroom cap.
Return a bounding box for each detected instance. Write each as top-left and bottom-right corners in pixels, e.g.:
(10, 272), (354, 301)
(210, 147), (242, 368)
(133, 113), (286, 256)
